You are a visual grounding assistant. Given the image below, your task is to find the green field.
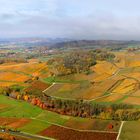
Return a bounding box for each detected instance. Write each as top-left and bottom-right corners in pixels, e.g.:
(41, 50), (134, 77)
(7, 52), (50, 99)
(0, 95), (121, 137)
(120, 121), (140, 140)
(19, 119), (51, 134)
(0, 95), (69, 134)
(0, 95), (42, 118)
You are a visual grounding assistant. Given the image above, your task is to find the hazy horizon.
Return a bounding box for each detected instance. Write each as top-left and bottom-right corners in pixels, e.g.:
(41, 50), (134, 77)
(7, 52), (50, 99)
(1, 0), (140, 40)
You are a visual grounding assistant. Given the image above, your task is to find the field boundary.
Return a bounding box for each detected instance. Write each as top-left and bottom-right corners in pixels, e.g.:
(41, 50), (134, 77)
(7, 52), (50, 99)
(116, 121), (125, 140)
(42, 83), (56, 93)
(43, 84), (114, 102)
(31, 117), (118, 134)
(21, 131), (54, 140)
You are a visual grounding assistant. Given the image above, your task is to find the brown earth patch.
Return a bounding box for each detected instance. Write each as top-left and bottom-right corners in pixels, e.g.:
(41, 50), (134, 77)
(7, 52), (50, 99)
(25, 81), (51, 92)
(0, 104), (7, 109)
(39, 125), (118, 140)
(0, 117), (31, 128)
(7, 118), (31, 128)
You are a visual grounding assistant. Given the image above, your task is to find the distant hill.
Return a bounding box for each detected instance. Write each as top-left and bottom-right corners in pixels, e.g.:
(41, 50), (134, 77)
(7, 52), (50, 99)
(0, 38), (72, 48)
(50, 40), (140, 49)
(0, 38), (140, 49)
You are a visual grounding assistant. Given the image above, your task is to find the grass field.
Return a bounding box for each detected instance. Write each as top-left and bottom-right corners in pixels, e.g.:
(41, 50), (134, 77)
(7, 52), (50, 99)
(0, 95), (42, 118)
(120, 121), (140, 140)
(19, 119), (51, 134)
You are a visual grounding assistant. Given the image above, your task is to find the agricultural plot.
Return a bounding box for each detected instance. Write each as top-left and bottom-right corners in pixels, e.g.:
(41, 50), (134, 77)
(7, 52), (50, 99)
(39, 125), (118, 140)
(44, 67), (140, 102)
(0, 81), (18, 87)
(0, 62), (46, 76)
(0, 117), (30, 129)
(123, 72), (140, 81)
(114, 52), (140, 68)
(112, 78), (138, 95)
(0, 95), (68, 135)
(0, 62), (49, 87)
(64, 117), (121, 132)
(43, 82), (91, 99)
(44, 73), (123, 100)
(0, 95), (42, 118)
(95, 94), (124, 103)
(123, 96), (140, 105)
(131, 90), (140, 97)
(0, 95), (121, 139)
(91, 61), (118, 75)
(120, 121), (140, 140)
(93, 73), (111, 82)
(113, 52), (126, 68)
(126, 54), (140, 67)
(19, 119), (51, 134)
(0, 71), (29, 82)
(0, 104), (8, 109)
(80, 81), (115, 100)
(25, 81), (51, 96)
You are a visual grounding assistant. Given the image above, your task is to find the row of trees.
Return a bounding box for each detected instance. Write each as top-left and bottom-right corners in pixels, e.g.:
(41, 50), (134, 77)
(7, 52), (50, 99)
(0, 58), (27, 64)
(24, 94), (140, 121)
(48, 49), (115, 76)
(1, 86), (139, 121)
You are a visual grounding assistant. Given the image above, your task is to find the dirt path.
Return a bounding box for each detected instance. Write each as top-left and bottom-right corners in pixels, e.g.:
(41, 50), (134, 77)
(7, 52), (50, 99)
(42, 83), (56, 92)
(116, 121), (125, 140)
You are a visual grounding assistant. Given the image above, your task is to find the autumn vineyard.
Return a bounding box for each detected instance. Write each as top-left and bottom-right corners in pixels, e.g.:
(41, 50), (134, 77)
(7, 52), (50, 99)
(1, 40), (140, 140)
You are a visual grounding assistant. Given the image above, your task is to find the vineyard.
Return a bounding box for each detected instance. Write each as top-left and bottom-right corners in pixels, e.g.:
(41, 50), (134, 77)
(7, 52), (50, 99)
(1, 51), (140, 139)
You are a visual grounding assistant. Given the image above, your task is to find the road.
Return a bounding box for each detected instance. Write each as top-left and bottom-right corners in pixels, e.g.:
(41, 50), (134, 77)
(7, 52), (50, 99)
(0, 129), (53, 140)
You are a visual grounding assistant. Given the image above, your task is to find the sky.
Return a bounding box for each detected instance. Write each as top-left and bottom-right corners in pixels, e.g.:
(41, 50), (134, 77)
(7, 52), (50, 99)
(1, 0), (140, 40)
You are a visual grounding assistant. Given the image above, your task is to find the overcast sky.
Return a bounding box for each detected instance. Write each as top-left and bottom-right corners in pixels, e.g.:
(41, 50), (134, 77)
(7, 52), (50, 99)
(1, 0), (140, 40)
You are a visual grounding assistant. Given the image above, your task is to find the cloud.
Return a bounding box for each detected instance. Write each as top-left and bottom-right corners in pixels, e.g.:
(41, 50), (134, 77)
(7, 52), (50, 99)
(0, 0), (140, 40)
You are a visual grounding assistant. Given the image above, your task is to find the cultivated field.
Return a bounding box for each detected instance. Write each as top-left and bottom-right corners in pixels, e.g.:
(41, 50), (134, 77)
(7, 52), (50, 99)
(43, 52), (140, 103)
(0, 62), (49, 87)
(120, 121), (140, 140)
(0, 95), (120, 140)
(39, 125), (118, 140)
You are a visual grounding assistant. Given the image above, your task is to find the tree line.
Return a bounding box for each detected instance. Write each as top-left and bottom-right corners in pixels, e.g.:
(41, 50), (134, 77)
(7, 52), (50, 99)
(1, 86), (140, 121)
(0, 58), (27, 64)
